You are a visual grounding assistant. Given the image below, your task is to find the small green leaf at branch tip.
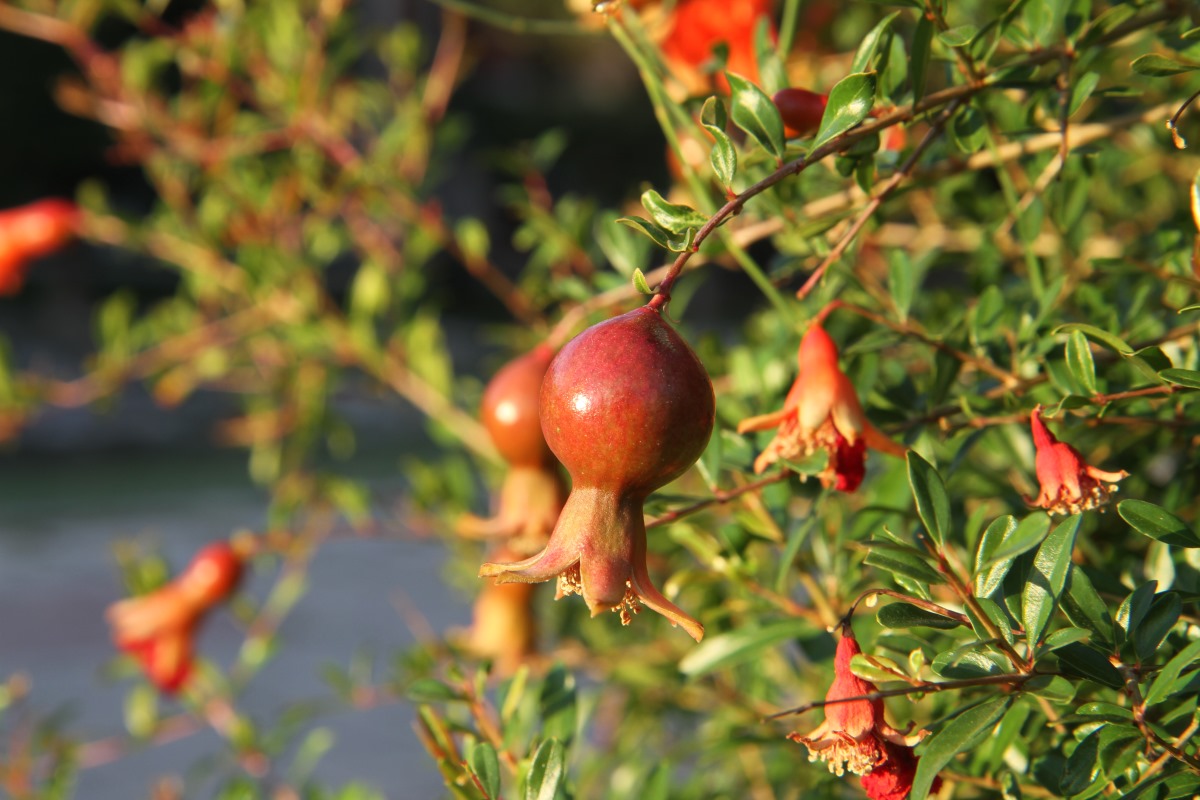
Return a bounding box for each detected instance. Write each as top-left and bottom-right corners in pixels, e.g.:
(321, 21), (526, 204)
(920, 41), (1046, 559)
(631, 268), (652, 294)
(640, 190), (708, 234)
(725, 72), (785, 159)
(907, 451), (950, 548)
(813, 72), (877, 151)
(1118, 500), (1200, 548)
(1131, 54), (1200, 77)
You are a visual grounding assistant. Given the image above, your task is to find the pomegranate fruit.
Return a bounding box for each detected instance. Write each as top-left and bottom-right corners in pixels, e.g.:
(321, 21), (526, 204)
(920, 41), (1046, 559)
(773, 88), (828, 139)
(457, 345), (568, 554)
(479, 306), (714, 641)
(468, 544), (538, 676)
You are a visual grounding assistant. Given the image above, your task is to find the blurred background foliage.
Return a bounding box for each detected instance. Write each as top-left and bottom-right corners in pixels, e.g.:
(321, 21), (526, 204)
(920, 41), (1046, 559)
(2, 0), (1200, 798)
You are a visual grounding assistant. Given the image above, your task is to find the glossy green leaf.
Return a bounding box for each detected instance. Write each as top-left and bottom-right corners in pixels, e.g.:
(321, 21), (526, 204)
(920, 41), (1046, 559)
(679, 619), (811, 676)
(939, 25), (980, 48)
(523, 738), (566, 800)
(930, 644), (1009, 678)
(640, 190), (708, 234)
(1068, 71), (1101, 116)
(1118, 500), (1200, 548)
(469, 740), (501, 799)
(1132, 54), (1200, 76)
(864, 546), (945, 584)
(907, 451), (950, 548)
(1144, 638), (1200, 706)
(910, 697), (1013, 800)
(1062, 567), (1115, 647)
(877, 602), (964, 630)
(1065, 329), (1097, 394)
(631, 268), (652, 294)
(1061, 729), (1101, 795)
(813, 72), (877, 151)
(1160, 368), (1200, 389)
(538, 665), (576, 744)
(1055, 643), (1124, 688)
(1135, 592), (1181, 662)
(1023, 514), (1081, 650)
(726, 72), (785, 159)
(616, 216), (696, 253)
(984, 512), (1051, 566)
(974, 515), (1018, 597)
(1053, 323), (1134, 355)
(850, 12), (900, 73)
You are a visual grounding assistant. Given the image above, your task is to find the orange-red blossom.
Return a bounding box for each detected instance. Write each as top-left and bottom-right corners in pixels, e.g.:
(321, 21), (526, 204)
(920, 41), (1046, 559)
(789, 631), (935, 800)
(0, 199), (79, 296)
(737, 322), (905, 492)
(1029, 405), (1128, 515)
(660, 0), (775, 95)
(106, 541), (243, 693)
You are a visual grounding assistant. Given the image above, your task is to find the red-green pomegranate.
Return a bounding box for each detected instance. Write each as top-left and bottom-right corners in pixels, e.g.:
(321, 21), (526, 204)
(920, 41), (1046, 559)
(457, 344), (567, 554)
(479, 306), (714, 641)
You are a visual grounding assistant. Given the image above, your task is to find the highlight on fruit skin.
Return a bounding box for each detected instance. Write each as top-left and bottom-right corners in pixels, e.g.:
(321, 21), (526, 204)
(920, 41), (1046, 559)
(456, 344), (568, 555)
(479, 306), (714, 642)
(106, 541), (244, 694)
(0, 199), (80, 296)
(737, 321), (905, 492)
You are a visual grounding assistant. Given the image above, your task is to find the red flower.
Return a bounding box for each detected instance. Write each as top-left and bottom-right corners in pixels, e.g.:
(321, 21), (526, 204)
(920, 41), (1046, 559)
(737, 322), (905, 491)
(0, 199), (79, 296)
(1029, 405), (1128, 515)
(660, 0), (775, 95)
(789, 631), (933, 800)
(106, 542), (243, 693)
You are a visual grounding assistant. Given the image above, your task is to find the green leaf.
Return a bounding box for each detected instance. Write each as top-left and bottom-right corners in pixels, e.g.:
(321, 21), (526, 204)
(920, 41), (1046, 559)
(950, 105), (987, 153)
(1055, 643), (1124, 688)
(910, 697), (1013, 800)
(594, 210), (650, 277)
(640, 190), (708, 234)
(1119, 500), (1200, 548)
(726, 72), (785, 159)
(939, 25), (980, 48)
(469, 741), (502, 799)
(1145, 639), (1200, 706)
(1061, 729), (1102, 795)
(1160, 368), (1200, 389)
(850, 12), (900, 73)
(631, 268), (652, 294)
(1065, 329), (1097, 395)
(986, 512), (1051, 565)
(877, 603), (964, 630)
(406, 678), (465, 704)
(974, 515), (1018, 597)
(1023, 514), (1082, 650)
(679, 619), (812, 676)
(1042, 627), (1091, 652)
(1132, 54), (1200, 76)
(616, 216), (696, 253)
(1062, 567), (1115, 647)
(907, 451), (950, 548)
(864, 546), (945, 584)
(930, 643), (1010, 678)
(813, 72), (878, 151)
(538, 666), (576, 744)
(910, 14), (933, 103)
(1135, 592), (1181, 662)
(1068, 71), (1101, 116)
(523, 738), (566, 800)
(1053, 323), (1134, 356)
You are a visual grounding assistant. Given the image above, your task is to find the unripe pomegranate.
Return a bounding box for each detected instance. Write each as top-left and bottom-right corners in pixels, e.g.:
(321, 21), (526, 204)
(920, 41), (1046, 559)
(773, 88), (828, 139)
(480, 306), (714, 641)
(457, 345), (568, 555)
